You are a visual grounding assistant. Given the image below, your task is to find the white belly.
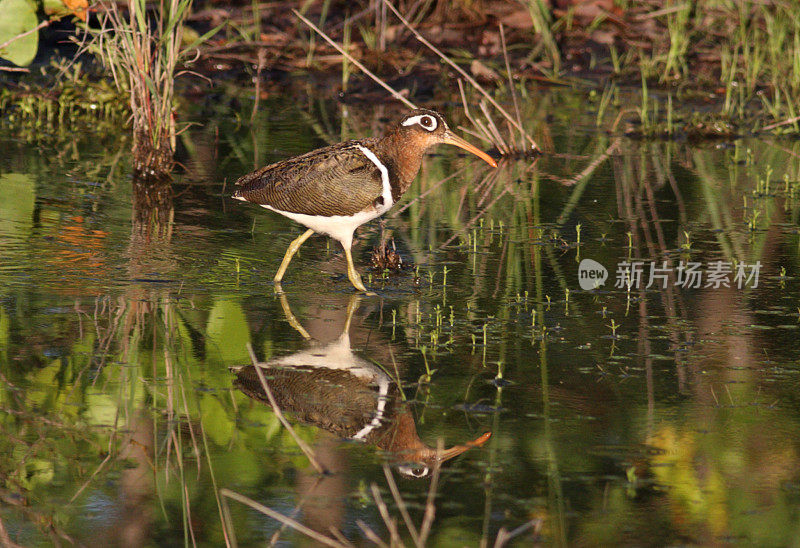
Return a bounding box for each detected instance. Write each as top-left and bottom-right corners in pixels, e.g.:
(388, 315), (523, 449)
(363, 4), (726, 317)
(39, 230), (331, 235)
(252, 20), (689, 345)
(264, 204), (389, 248)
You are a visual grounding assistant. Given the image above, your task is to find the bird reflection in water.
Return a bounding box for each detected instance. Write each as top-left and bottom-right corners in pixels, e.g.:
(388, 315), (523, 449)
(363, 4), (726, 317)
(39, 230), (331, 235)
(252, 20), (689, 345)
(232, 294), (490, 478)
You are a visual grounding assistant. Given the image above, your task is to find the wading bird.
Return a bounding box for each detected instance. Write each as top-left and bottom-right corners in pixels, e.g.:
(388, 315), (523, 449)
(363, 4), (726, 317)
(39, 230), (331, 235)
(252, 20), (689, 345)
(232, 108), (497, 291)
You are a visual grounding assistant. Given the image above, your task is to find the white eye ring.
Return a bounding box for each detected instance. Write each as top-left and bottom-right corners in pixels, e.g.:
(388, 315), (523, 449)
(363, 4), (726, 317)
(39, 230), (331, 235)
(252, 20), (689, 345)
(401, 114), (438, 131)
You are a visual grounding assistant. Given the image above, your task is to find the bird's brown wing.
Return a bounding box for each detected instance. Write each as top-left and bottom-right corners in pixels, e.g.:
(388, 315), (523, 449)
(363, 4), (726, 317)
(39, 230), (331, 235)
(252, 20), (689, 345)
(233, 140), (385, 217)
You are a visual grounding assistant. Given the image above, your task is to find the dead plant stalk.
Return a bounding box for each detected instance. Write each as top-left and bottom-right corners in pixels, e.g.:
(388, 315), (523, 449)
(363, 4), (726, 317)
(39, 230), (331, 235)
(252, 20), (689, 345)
(294, 6), (537, 155)
(292, 9), (416, 109)
(382, 0), (539, 152)
(220, 489), (346, 548)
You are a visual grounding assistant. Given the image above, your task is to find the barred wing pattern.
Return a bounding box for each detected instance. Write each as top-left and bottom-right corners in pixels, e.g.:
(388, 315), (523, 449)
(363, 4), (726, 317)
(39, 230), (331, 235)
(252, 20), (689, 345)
(233, 140), (384, 217)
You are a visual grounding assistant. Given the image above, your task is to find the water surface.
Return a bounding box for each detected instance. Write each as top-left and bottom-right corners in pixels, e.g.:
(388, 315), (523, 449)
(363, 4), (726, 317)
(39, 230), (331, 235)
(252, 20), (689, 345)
(2, 89), (800, 546)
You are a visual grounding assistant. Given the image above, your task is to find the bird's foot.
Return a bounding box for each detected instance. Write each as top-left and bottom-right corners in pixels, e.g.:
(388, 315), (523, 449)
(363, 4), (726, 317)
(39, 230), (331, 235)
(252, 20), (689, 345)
(343, 246), (377, 295)
(348, 273), (368, 293)
(347, 268), (377, 296)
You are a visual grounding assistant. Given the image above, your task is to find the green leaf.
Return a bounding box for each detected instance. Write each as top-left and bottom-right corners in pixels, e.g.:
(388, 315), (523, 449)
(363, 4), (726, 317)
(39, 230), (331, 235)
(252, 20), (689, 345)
(43, 0), (87, 20)
(180, 22), (225, 57)
(0, 0), (39, 66)
(14, 458), (54, 491)
(42, 0), (63, 16)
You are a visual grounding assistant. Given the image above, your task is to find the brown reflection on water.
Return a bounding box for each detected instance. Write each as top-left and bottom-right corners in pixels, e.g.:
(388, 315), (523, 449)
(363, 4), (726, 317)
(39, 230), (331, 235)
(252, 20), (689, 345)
(94, 411), (155, 547)
(128, 174), (174, 273)
(92, 174), (174, 547)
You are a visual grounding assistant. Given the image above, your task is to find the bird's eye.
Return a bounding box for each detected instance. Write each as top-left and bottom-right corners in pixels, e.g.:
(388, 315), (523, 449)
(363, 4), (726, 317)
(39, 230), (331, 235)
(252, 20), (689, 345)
(401, 114), (438, 131)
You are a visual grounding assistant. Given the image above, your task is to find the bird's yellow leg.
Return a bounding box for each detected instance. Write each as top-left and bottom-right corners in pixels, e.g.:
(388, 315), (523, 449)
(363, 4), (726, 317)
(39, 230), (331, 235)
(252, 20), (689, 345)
(343, 246), (368, 292)
(274, 229), (314, 284)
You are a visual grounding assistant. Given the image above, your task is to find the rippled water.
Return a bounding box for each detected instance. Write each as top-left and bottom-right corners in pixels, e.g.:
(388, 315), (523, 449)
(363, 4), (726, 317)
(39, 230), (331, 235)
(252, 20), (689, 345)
(2, 89), (800, 546)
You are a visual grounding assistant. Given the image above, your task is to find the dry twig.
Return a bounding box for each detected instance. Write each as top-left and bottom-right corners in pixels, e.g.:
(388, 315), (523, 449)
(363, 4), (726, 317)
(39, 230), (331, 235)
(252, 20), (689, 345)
(382, 466), (420, 545)
(417, 440), (443, 546)
(0, 20), (50, 53)
(220, 489), (346, 548)
(292, 9), (416, 109)
(382, 0), (539, 151)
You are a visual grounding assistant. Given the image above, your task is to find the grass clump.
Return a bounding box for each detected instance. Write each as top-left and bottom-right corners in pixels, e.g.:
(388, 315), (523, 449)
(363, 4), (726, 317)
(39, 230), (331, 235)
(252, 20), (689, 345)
(84, 0), (214, 178)
(621, 1), (800, 131)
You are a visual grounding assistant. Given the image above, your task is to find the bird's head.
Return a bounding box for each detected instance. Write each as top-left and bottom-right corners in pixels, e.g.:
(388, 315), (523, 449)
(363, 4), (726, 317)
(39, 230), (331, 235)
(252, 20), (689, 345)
(394, 109), (497, 168)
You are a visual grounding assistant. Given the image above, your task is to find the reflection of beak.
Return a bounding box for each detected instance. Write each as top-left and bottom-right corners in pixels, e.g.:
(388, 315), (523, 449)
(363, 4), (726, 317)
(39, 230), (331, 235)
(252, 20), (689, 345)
(396, 431), (492, 478)
(437, 431), (493, 462)
(442, 132), (498, 168)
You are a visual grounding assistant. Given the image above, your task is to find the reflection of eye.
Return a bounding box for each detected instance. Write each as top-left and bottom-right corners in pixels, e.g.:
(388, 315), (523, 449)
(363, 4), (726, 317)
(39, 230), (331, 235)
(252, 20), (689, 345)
(397, 463), (430, 478)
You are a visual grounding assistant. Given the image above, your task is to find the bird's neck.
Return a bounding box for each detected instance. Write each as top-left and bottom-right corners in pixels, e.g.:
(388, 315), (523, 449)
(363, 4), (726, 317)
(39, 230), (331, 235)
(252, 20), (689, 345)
(375, 133), (425, 201)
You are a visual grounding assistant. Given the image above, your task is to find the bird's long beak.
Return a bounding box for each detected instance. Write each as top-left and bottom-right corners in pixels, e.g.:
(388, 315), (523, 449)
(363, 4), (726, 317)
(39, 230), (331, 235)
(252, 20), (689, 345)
(442, 132), (498, 168)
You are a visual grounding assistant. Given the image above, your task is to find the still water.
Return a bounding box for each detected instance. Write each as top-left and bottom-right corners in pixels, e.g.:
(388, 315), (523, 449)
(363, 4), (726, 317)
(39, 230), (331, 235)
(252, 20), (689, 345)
(1, 89), (800, 546)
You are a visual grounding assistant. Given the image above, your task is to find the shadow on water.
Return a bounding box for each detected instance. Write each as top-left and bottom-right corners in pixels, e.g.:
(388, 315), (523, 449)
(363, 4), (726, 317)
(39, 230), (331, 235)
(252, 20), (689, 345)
(2, 89), (800, 545)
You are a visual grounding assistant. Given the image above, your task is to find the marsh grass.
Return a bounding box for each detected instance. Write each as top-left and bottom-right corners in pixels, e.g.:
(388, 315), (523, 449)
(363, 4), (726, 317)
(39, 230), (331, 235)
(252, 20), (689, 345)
(293, 9), (416, 109)
(628, 0), (800, 132)
(0, 61), (128, 132)
(84, 0), (217, 177)
(526, 0), (561, 76)
(382, 0), (539, 153)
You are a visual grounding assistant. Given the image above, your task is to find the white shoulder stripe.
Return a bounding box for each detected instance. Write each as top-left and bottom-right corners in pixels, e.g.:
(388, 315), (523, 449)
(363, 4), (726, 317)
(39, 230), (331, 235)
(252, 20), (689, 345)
(354, 144), (393, 212)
